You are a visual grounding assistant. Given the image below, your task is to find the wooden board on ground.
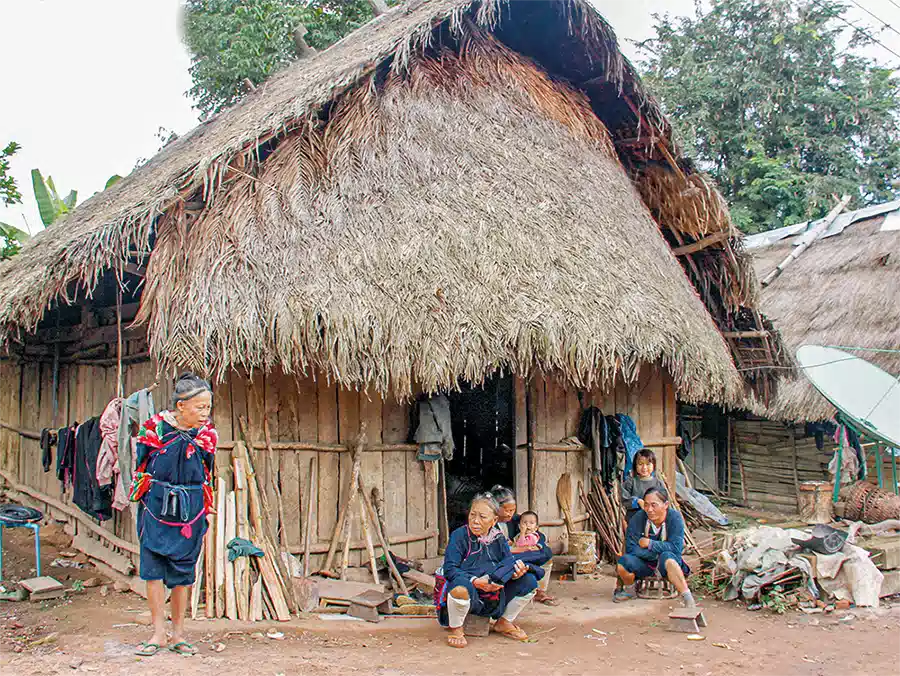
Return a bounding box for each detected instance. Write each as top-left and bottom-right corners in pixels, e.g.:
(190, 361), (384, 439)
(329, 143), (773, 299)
(21, 576), (65, 601)
(315, 577), (386, 602)
(401, 569), (436, 591)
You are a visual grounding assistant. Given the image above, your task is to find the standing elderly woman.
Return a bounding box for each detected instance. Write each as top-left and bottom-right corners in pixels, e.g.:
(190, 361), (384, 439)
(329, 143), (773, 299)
(131, 373), (217, 656)
(491, 485), (557, 605)
(437, 493), (542, 648)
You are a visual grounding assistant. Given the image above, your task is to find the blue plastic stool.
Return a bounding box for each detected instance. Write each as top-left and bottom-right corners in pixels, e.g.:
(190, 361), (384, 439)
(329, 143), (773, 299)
(0, 513), (42, 582)
(0, 522), (42, 581)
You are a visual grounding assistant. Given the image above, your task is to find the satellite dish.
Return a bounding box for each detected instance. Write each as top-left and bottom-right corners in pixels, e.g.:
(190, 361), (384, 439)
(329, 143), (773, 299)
(796, 345), (900, 448)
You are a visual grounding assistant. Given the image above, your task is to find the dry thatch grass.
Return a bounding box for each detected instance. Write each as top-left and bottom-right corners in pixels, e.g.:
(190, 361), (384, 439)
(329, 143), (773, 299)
(750, 213), (900, 420)
(0, 0), (761, 403)
(134, 39), (742, 401)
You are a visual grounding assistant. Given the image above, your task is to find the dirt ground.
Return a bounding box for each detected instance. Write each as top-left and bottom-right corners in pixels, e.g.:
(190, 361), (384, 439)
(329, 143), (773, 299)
(1, 524), (899, 676)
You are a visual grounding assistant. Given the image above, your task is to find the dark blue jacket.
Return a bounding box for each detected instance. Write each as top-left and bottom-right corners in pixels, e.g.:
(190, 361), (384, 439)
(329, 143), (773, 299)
(624, 508), (685, 561)
(443, 525), (516, 585)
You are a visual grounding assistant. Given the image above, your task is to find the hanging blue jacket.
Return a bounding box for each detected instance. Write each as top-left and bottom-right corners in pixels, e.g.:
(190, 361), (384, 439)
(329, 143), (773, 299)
(617, 414), (644, 479)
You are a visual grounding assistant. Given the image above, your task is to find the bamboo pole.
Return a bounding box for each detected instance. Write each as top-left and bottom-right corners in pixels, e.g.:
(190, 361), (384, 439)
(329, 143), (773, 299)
(215, 477), (226, 617)
(359, 477), (409, 595)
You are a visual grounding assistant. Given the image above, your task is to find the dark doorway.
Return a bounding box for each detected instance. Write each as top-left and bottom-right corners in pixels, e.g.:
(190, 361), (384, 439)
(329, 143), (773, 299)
(444, 372), (516, 530)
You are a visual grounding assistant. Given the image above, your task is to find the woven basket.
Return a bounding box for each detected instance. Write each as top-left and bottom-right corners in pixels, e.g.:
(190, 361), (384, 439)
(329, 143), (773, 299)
(840, 481), (900, 524)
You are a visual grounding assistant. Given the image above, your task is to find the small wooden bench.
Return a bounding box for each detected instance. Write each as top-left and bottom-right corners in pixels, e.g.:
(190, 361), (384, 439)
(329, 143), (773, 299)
(347, 590), (393, 623)
(667, 607), (707, 633)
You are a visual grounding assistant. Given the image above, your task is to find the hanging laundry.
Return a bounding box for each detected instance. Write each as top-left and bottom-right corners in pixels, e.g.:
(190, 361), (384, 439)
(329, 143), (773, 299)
(415, 395), (454, 461)
(117, 387), (155, 487)
(576, 408), (621, 488)
(56, 423), (78, 488)
(40, 428), (55, 473)
(73, 417), (113, 521)
(96, 398), (129, 511)
(616, 413), (644, 480)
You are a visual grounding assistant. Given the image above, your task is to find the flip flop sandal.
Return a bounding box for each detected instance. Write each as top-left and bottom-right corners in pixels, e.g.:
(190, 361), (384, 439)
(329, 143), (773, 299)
(494, 624), (528, 641)
(446, 633), (468, 649)
(168, 641), (198, 656)
(135, 642), (162, 657)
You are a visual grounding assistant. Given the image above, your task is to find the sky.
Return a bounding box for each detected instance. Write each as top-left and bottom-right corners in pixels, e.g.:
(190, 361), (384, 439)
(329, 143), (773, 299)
(1, 0), (898, 234)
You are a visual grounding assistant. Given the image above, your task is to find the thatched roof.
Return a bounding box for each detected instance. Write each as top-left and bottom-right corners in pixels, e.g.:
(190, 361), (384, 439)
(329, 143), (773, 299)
(748, 201), (900, 420)
(0, 0), (779, 401)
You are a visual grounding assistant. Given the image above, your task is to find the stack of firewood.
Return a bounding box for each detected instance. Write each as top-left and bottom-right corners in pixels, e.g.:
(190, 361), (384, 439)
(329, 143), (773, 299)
(191, 439), (295, 621)
(578, 474), (626, 562)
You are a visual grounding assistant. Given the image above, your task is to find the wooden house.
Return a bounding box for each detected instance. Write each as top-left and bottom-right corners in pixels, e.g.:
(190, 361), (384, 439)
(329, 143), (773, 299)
(0, 0), (779, 572)
(728, 201), (900, 511)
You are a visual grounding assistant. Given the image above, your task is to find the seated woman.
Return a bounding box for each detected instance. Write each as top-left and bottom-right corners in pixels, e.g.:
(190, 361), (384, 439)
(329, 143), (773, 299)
(491, 485), (557, 605)
(437, 492), (541, 648)
(613, 486), (696, 608)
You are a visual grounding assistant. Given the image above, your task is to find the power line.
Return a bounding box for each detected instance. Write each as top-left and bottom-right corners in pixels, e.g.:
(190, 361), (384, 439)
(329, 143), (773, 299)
(886, 0), (900, 12)
(807, 0), (900, 61)
(845, 0), (900, 37)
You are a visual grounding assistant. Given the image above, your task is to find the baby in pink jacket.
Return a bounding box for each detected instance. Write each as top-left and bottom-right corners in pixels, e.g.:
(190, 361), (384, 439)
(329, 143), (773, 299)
(514, 510), (542, 549)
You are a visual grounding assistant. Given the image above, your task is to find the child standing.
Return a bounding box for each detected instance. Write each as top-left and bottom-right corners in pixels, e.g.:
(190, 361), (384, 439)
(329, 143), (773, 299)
(621, 449), (667, 525)
(513, 511), (542, 550)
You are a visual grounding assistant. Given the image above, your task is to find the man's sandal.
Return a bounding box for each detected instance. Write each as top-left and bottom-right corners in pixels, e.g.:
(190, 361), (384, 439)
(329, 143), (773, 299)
(134, 642), (162, 657)
(169, 641), (198, 656)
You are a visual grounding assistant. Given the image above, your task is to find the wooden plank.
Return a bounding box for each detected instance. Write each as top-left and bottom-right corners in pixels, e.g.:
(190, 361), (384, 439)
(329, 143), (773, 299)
(546, 377), (568, 530)
(214, 370), (234, 444)
(273, 372), (302, 548)
(513, 376), (529, 508)
(531, 377), (552, 529)
(360, 393), (385, 558)
(338, 387), (361, 566)
(406, 455), (427, 560)
(317, 379), (340, 553)
(381, 395), (408, 559)
(225, 491), (237, 620)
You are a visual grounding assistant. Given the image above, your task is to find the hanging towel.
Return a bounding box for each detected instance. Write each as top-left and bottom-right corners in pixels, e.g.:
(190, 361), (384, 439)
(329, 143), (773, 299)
(40, 428), (55, 473)
(97, 398), (129, 511)
(616, 413), (644, 479)
(118, 388), (155, 491)
(415, 395), (454, 461)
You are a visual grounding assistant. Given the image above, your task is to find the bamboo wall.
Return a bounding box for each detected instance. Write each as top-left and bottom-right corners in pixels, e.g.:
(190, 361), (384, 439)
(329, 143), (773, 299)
(730, 420), (831, 513)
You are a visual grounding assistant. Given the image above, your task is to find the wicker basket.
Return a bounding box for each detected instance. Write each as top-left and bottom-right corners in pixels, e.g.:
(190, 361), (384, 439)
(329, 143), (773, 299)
(841, 481), (900, 524)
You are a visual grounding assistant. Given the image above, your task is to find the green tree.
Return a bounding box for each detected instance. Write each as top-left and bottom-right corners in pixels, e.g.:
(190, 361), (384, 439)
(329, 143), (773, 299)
(183, 0), (385, 117)
(1, 141), (28, 260)
(639, 0), (900, 233)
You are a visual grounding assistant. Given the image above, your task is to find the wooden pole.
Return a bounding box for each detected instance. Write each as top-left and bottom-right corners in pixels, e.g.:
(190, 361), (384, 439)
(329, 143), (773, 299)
(358, 499), (380, 584)
(264, 418), (289, 553)
(225, 491), (238, 620)
(762, 195), (851, 286)
(526, 380), (536, 510)
(303, 457), (317, 577)
(791, 428), (801, 508)
(215, 477), (226, 617)
(359, 477), (409, 595)
(322, 425), (367, 572)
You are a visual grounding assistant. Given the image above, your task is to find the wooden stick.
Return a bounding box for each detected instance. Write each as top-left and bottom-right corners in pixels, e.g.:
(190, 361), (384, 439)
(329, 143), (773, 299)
(232, 438), (293, 620)
(204, 516), (216, 619)
(322, 425), (367, 572)
(250, 575), (263, 622)
(236, 420), (299, 615)
(264, 417), (289, 553)
(340, 506), (354, 581)
(233, 455), (250, 621)
(303, 457), (317, 578)
(370, 487), (394, 592)
(358, 498), (380, 585)
(191, 540), (203, 619)
(225, 491), (238, 620)
(215, 476), (226, 617)
(359, 477), (409, 595)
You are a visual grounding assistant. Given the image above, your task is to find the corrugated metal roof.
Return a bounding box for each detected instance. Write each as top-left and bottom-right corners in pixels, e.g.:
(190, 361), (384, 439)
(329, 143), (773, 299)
(744, 199), (900, 250)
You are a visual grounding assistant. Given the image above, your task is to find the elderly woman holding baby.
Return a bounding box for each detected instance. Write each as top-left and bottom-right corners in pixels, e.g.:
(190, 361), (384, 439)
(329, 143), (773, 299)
(435, 492), (545, 648)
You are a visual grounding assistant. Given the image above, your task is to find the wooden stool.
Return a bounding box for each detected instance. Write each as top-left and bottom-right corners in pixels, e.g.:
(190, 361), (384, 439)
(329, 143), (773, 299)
(636, 575), (678, 600)
(667, 607), (707, 633)
(348, 590), (393, 623)
(462, 613), (491, 637)
(552, 555), (579, 581)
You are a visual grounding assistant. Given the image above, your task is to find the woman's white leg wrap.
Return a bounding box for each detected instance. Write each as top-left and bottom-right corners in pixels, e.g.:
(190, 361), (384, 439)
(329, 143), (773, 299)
(447, 593), (471, 628)
(501, 589), (536, 622)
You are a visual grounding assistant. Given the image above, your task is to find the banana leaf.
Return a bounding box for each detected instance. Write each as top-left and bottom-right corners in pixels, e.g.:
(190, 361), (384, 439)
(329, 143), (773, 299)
(31, 169), (57, 226)
(0, 221), (30, 241)
(62, 190), (77, 209)
(105, 174), (122, 189)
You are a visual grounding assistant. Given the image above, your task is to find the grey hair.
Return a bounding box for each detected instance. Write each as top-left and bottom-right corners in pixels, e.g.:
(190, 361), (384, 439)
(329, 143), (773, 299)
(490, 485), (516, 506)
(171, 372), (213, 409)
(470, 492), (501, 515)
